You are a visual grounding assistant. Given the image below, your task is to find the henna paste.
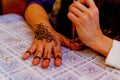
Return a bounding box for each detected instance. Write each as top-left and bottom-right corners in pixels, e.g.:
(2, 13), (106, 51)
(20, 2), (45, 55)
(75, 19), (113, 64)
(55, 55), (62, 60)
(35, 23), (57, 43)
(70, 40), (75, 44)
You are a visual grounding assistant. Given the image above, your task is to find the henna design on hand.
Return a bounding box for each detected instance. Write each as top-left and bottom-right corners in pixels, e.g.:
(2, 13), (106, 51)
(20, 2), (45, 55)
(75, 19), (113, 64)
(70, 40), (75, 44)
(35, 23), (57, 43)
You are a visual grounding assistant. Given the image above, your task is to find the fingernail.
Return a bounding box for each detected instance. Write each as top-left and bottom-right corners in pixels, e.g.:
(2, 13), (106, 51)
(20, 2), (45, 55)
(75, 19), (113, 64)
(54, 58), (62, 67)
(32, 58), (40, 66)
(41, 60), (49, 69)
(22, 55), (26, 60)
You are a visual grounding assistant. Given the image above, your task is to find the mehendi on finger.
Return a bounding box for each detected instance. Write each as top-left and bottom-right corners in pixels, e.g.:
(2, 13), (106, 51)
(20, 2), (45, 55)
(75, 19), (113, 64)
(26, 51), (32, 55)
(70, 40), (75, 44)
(55, 55), (62, 60)
(35, 23), (57, 44)
(42, 52), (51, 62)
(43, 58), (50, 62)
(34, 53), (41, 59)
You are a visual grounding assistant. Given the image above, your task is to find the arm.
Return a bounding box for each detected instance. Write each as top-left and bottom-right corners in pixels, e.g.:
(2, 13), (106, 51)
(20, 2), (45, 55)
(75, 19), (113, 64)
(25, 3), (54, 31)
(68, 0), (120, 69)
(22, 1), (82, 69)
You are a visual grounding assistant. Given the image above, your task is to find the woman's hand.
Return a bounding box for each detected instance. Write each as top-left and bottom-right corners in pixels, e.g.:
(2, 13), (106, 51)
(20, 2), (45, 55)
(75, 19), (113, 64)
(22, 23), (82, 69)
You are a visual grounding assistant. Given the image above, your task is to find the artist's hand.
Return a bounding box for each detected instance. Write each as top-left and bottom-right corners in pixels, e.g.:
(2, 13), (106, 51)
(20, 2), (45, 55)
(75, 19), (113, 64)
(22, 23), (82, 69)
(68, 0), (103, 48)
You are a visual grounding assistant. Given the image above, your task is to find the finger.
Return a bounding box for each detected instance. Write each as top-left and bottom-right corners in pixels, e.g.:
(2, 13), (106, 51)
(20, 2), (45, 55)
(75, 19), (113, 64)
(73, 37), (80, 42)
(78, 0), (86, 4)
(74, 1), (88, 12)
(61, 35), (82, 50)
(69, 5), (84, 18)
(41, 46), (52, 69)
(72, 37), (81, 43)
(69, 0), (85, 11)
(72, 37), (85, 48)
(32, 44), (43, 66)
(53, 44), (62, 67)
(67, 12), (79, 25)
(85, 0), (96, 8)
(22, 43), (37, 60)
(70, 40), (84, 50)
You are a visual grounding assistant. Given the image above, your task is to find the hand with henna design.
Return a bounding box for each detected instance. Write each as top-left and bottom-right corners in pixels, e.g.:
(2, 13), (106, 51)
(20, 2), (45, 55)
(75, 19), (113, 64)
(22, 23), (82, 68)
(22, 0), (120, 70)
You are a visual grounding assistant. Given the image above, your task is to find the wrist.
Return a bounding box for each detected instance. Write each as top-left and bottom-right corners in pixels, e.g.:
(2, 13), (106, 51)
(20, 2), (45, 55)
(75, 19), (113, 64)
(89, 34), (113, 56)
(33, 23), (54, 31)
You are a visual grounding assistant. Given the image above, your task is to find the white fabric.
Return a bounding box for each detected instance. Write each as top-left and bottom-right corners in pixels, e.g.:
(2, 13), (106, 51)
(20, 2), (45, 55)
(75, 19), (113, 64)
(105, 40), (120, 69)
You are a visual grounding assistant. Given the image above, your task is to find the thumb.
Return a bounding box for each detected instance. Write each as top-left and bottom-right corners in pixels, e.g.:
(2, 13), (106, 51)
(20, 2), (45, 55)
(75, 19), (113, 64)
(60, 35), (83, 50)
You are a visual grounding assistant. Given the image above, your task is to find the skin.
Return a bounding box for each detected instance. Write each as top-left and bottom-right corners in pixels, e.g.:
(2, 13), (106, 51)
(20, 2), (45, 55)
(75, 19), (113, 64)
(68, 0), (113, 56)
(22, 3), (82, 69)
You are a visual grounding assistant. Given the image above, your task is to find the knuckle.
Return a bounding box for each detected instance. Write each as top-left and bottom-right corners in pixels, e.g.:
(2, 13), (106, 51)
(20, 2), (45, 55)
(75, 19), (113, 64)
(93, 7), (99, 14)
(83, 14), (89, 20)
(76, 20), (81, 25)
(88, 8), (99, 19)
(94, 7), (99, 15)
(69, 6), (73, 11)
(74, 1), (78, 6)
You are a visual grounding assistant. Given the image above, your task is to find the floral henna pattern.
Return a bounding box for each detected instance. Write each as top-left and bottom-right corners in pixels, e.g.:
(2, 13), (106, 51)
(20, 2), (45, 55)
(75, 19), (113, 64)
(35, 23), (57, 43)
